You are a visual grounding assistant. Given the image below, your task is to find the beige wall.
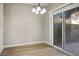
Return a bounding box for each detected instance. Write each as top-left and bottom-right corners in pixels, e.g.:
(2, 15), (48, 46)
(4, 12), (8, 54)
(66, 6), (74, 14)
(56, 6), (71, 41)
(4, 4), (44, 46)
(0, 3), (3, 52)
(42, 14), (49, 42)
(44, 3), (65, 43)
(3, 3), (66, 46)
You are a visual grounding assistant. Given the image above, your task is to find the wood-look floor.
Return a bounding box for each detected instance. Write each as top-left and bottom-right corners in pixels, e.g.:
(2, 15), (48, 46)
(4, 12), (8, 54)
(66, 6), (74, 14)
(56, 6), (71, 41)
(0, 43), (68, 56)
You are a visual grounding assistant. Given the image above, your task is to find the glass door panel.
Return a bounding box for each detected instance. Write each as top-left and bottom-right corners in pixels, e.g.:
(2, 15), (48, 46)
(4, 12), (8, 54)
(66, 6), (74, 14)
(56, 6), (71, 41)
(53, 13), (62, 48)
(64, 7), (79, 55)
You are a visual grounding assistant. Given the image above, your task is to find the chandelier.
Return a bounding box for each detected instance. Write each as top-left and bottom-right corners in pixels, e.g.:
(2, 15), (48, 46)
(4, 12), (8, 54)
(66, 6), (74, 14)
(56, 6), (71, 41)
(32, 3), (47, 14)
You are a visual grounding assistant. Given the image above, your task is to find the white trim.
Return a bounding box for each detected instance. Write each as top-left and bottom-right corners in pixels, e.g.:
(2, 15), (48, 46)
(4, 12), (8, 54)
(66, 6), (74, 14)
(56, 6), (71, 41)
(48, 3), (71, 14)
(4, 41), (45, 48)
(49, 12), (54, 46)
(44, 41), (52, 46)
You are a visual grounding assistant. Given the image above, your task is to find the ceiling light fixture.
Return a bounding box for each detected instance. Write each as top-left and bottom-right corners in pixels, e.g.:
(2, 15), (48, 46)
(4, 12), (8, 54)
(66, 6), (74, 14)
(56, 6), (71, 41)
(32, 3), (47, 14)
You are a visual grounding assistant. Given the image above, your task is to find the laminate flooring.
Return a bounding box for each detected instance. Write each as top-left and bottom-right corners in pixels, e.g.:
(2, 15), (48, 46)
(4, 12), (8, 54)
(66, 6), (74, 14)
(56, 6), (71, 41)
(0, 43), (68, 56)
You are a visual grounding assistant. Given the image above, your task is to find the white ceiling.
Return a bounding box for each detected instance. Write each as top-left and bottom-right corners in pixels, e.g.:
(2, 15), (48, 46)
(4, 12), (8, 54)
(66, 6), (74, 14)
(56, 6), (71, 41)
(27, 3), (51, 7)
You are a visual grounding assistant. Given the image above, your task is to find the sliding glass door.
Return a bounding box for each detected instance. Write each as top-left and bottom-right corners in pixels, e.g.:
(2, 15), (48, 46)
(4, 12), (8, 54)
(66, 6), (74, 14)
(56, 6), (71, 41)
(53, 13), (62, 48)
(53, 4), (79, 55)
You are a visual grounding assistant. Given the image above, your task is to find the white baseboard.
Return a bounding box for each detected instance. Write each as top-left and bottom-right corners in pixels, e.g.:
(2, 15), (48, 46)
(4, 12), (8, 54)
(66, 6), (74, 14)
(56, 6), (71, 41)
(4, 41), (45, 48)
(43, 41), (52, 46)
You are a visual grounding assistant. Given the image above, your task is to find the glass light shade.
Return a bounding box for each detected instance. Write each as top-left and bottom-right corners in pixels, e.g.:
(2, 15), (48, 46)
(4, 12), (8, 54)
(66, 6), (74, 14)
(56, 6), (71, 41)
(37, 6), (41, 11)
(40, 8), (47, 14)
(40, 10), (45, 14)
(35, 11), (39, 14)
(32, 8), (36, 13)
(42, 8), (47, 13)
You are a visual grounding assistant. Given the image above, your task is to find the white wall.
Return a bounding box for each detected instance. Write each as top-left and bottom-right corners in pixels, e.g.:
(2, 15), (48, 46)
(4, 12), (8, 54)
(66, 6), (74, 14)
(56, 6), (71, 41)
(44, 3), (65, 44)
(0, 3), (3, 53)
(4, 4), (44, 46)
